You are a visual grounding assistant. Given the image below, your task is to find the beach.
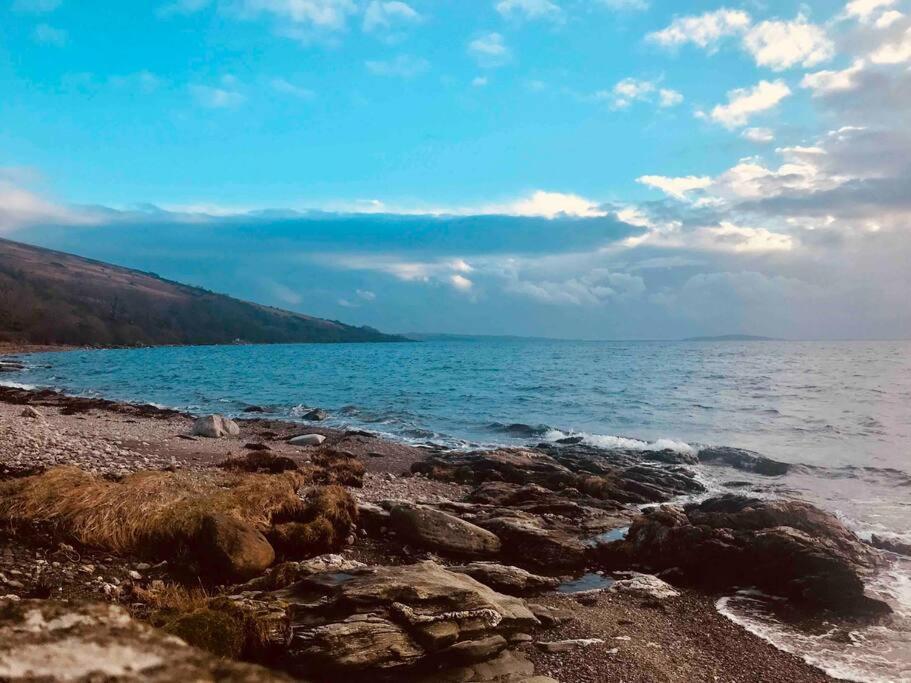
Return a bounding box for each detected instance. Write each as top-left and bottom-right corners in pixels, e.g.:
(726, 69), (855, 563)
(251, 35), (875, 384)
(0, 377), (846, 682)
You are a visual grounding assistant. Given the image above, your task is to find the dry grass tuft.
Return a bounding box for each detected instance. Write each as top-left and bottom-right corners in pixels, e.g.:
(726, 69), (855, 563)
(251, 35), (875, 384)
(307, 450), (365, 487)
(0, 466), (356, 570)
(268, 484), (357, 556)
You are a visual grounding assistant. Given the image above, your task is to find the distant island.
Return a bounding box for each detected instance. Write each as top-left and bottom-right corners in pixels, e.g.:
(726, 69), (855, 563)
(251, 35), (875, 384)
(683, 334), (780, 342)
(0, 237), (405, 347)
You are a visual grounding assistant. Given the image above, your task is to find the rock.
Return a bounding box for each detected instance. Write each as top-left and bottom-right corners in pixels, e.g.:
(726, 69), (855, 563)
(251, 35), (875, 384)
(20, 406), (42, 419)
(0, 600), (292, 682)
(573, 591), (600, 606)
(386, 502), (502, 558)
(448, 562), (559, 596)
(527, 604), (575, 627)
(289, 434), (325, 447)
(197, 513), (276, 582)
(301, 409), (328, 422)
(595, 494), (889, 615)
(609, 573), (679, 600)
(480, 515), (587, 571)
(697, 446), (790, 476)
(192, 414), (240, 438)
(535, 638), (604, 653)
(243, 405), (266, 413)
(871, 534), (911, 557)
(414, 649), (546, 683)
(269, 561), (540, 676)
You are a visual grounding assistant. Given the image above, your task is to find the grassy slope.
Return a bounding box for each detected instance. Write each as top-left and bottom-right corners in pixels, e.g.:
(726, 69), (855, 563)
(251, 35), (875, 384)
(0, 237), (404, 346)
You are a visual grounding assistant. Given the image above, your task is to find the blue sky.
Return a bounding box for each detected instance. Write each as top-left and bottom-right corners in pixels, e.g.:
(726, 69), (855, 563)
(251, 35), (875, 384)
(2, 0), (911, 338)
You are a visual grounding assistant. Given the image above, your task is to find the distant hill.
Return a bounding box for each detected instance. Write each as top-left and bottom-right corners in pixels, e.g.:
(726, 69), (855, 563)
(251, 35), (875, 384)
(683, 334), (779, 342)
(0, 238), (405, 347)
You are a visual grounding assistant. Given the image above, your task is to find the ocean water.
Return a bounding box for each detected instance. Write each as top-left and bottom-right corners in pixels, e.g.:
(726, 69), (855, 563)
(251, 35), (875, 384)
(6, 339), (911, 682)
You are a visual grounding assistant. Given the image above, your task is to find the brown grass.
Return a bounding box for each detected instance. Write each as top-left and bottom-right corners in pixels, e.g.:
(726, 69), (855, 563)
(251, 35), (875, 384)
(0, 466), (356, 566)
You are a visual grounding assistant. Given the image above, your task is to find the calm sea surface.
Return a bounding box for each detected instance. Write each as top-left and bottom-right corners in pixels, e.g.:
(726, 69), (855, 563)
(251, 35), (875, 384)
(7, 339), (911, 682)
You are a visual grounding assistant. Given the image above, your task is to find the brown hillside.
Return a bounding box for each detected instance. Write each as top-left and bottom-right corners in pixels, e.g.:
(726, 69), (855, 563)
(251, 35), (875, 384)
(0, 237), (403, 346)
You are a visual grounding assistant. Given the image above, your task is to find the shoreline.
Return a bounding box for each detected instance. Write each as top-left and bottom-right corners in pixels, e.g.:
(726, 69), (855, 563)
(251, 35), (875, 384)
(0, 381), (842, 682)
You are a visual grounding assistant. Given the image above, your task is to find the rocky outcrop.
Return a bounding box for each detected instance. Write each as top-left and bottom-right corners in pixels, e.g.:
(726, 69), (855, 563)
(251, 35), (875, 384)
(448, 562), (559, 596)
(413, 447), (704, 507)
(0, 600), (293, 682)
(192, 414), (240, 438)
(255, 561), (541, 678)
(385, 502), (502, 557)
(609, 573), (679, 600)
(595, 494), (889, 615)
(871, 534), (911, 557)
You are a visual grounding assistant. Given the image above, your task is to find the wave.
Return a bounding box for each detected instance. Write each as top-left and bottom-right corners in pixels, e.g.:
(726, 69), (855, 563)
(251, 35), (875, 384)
(0, 380), (38, 390)
(717, 574), (911, 683)
(541, 428), (697, 456)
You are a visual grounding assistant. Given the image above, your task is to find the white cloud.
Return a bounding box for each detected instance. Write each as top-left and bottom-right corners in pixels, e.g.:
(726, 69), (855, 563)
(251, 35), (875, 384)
(492, 190), (607, 218)
(647, 9), (751, 51)
(231, 0), (358, 41)
(844, 0), (898, 23)
(742, 127), (775, 143)
(472, 76), (489, 87)
(875, 10), (905, 28)
(450, 274), (474, 291)
(362, 1), (420, 33)
(700, 222), (794, 253)
(506, 269), (645, 306)
(32, 23), (67, 46)
(869, 26), (911, 64)
(190, 81), (245, 108)
(801, 59), (865, 95)
(658, 88), (684, 107)
(270, 77), (316, 98)
(365, 54), (429, 77)
(468, 32), (511, 68)
(593, 79), (683, 110)
(12, 0), (62, 13)
(742, 15), (834, 71)
(356, 289), (376, 301)
(0, 173), (93, 234)
(637, 175), (712, 200)
(495, 0), (562, 22)
(708, 80), (791, 129)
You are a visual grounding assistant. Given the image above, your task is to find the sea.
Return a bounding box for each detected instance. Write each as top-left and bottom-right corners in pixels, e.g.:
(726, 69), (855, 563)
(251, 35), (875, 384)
(5, 339), (910, 682)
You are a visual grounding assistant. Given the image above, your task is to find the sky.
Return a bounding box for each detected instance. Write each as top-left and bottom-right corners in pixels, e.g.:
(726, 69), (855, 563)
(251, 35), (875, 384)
(1, 0), (910, 339)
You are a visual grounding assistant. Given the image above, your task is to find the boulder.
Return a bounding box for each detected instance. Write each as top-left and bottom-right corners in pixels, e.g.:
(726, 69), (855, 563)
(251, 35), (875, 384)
(289, 434), (325, 447)
(697, 446), (790, 476)
(871, 534), (911, 557)
(609, 573), (679, 600)
(386, 502), (502, 557)
(595, 494), (889, 615)
(197, 513), (276, 582)
(448, 562), (559, 596)
(0, 600), (293, 682)
(415, 650), (556, 683)
(192, 414), (240, 438)
(20, 406), (42, 419)
(267, 561), (540, 677)
(301, 409), (328, 422)
(480, 515), (587, 571)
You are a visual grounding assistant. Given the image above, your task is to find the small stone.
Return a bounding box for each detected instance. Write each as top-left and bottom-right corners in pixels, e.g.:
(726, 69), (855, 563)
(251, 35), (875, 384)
(288, 434), (325, 447)
(128, 570), (142, 580)
(535, 639), (604, 653)
(20, 406), (43, 419)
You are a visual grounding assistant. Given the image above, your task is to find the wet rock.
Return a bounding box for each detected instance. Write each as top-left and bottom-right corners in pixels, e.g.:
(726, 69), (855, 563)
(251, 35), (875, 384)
(266, 561), (540, 676)
(192, 414), (240, 438)
(289, 434), (325, 447)
(243, 405), (266, 413)
(870, 534), (911, 557)
(595, 494), (890, 615)
(301, 409), (328, 422)
(386, 502), (502, 557)
(0, 600), (292, 682)
(609, 573), (679, 600)
(698, 446), (790, 476)
(448, 562), (559, 596)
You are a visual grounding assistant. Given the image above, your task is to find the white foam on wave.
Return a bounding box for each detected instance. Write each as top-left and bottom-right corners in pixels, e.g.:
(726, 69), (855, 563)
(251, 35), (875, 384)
(543, 429), (697, 456)
(717, 572), (911, 683)
(0, 380), (37, 390)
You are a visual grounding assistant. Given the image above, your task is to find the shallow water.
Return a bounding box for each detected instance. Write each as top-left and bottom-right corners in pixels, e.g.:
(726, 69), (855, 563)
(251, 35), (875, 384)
(7, 338), (911, 681)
